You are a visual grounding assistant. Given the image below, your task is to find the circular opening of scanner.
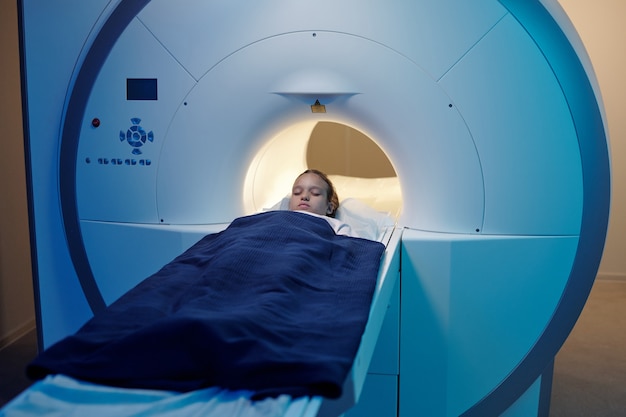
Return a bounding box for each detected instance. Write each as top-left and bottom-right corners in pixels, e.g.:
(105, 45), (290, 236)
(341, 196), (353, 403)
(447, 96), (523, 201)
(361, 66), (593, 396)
(243, 121), (401, 217)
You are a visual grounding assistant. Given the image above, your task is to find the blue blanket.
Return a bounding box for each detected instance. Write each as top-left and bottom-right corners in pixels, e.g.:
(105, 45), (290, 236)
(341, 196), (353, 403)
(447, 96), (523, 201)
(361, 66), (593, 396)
(27, 211), (385, 399)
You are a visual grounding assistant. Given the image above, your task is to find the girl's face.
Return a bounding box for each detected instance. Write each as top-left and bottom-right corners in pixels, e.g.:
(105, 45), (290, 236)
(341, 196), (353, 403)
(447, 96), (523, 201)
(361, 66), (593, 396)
(288, 172), (332, 216)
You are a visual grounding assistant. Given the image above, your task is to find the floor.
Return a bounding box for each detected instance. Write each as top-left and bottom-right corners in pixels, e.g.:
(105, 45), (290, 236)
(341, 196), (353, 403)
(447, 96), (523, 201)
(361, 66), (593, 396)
(1, 279), (625, 415)
(548, 279), (626, 417)
(0, 328), (37, 408)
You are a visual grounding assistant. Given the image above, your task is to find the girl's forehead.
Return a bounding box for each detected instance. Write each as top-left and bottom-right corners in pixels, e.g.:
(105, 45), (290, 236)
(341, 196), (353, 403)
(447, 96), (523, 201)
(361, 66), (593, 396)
(293, 173), (327, 189)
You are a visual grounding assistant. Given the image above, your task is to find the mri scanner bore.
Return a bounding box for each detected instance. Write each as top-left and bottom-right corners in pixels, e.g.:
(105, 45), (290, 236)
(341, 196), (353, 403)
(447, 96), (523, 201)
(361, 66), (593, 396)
(17, 0), (609, 416)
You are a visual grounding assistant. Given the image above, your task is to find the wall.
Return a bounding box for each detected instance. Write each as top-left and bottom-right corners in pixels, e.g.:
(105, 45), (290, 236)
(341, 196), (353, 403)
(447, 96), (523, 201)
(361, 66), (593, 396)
(557, 0), (626, 280)
(0, 0), (35, 347)
(307, 122), (397, 178)
(0, 0), (624, 345)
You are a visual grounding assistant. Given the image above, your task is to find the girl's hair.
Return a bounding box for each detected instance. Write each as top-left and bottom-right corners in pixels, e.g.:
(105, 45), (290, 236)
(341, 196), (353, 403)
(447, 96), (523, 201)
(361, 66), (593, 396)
(301, 169), (339, 217)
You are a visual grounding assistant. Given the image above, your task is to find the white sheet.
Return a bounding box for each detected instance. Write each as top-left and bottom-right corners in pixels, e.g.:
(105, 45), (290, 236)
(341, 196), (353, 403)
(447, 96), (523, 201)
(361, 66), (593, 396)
(0, 375), (320, 417)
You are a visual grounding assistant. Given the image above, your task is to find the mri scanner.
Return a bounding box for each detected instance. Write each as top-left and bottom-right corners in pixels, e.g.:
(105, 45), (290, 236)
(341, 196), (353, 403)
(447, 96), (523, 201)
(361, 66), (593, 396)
(17, 0), (610, 416)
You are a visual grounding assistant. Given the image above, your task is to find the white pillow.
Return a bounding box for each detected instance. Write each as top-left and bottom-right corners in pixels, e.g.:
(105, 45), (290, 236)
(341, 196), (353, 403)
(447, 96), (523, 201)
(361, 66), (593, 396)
(336, 198), (395, 240)
(265, 197), (394, 241)
(328, 175), (402, 218)
(267, 197), (290, 211)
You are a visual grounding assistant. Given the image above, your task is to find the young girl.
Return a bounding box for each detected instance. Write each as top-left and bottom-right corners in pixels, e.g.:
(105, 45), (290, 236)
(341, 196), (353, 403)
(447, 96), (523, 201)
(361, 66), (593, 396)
(288, 169), (339, 218)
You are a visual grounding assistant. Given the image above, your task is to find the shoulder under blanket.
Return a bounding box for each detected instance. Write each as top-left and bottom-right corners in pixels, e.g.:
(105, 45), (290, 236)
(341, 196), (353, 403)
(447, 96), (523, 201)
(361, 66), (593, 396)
(27, 211), (385, 399)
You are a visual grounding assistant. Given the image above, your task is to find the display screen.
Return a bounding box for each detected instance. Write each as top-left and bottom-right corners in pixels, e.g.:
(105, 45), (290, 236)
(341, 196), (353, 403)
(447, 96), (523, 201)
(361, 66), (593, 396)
(126, 78), (158, 100)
